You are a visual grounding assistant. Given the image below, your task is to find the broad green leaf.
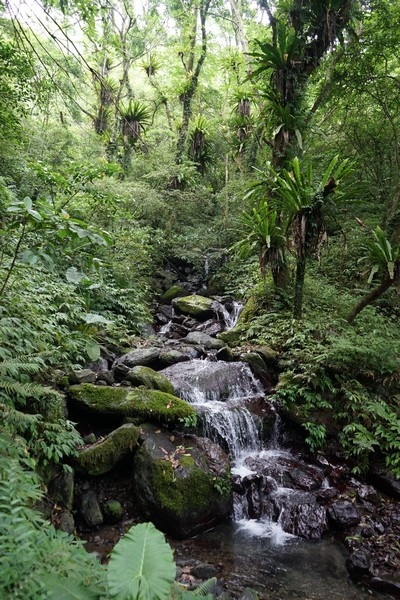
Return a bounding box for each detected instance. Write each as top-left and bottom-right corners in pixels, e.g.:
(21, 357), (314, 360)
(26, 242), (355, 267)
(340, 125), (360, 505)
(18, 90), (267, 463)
(107, 522), (175, 600)
(86, 340), (101, 361)
(66, 267), (86, 285)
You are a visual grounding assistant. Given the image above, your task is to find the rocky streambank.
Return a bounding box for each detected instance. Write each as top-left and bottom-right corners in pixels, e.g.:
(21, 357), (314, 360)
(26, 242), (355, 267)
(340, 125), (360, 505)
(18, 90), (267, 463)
(48, 292), (400, 598)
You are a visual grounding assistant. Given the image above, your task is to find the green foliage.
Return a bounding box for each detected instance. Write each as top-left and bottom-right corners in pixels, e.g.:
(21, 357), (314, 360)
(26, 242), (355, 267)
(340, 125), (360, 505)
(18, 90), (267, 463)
(107, 522), (176, 599)
(363, 226), (400, 282)
(0, 433), (106, 599)
(232, 200), (285, 277)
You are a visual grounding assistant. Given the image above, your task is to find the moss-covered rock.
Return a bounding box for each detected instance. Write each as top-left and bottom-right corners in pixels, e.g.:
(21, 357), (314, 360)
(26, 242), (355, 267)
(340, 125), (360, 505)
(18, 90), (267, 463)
(102, 499), (124, 523)
(160, 284), (186, 303)
(172, 295), (214, 320)
(126, 366), (175, 395)
(133, 425), (232, 538)
(77, 423), (140, 476)
(217, 328), (244, 347)
(68, 383), (196, 426)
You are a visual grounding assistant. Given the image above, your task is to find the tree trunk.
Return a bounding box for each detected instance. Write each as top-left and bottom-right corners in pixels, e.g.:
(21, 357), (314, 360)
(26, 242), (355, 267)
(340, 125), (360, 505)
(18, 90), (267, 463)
(346, 273), (399, 324)
(293, 256), (306, 319)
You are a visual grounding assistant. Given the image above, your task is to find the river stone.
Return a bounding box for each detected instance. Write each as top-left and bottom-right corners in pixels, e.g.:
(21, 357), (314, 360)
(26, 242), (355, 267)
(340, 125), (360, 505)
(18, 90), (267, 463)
(279, 502), (328, 539)
(125, 366), (175, 395)
(240, 352), (269, 383)
(288, 465), (324, 491)
(68, 383), (196, 425)
(76, 423), (140, 476)
(113, 347), (160, 369)
(88, 357), (109, 373)
(133, 425), (232, 538)
(58, 509), (75, 534)
(328, 500), (361, 528)
(357, 484), (379, 505)
(239, 589), (259, 600)
(160, 360), (263, 402)
(195, 319), (225, 337)
(48, 470), (74, 510)
(80, 491), (103, 527)
(217, 328), (243, 347)
(69, 369), (97, 384)
(346, 549), (371, 577)
(172, 295), (214, 320)
(191, 563), (218, 579)
(161, 284), (186, 303)
(184, 331), (225, 350)
(158, 349), (192, 367)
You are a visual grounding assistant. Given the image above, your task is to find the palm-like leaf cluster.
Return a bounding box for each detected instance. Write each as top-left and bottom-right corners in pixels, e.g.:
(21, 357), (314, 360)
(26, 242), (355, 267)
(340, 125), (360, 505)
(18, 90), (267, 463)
(365, 226), (400, 283)
(232, 200), (285, 277)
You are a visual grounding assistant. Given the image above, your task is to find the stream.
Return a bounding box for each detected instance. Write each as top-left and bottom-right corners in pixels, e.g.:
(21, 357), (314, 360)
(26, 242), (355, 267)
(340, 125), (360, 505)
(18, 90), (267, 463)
(160, 358), (384, 599)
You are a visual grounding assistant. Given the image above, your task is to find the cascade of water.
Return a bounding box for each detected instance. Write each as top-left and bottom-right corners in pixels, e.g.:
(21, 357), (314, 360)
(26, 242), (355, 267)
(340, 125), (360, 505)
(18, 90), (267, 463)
(214, 300), (244, 330)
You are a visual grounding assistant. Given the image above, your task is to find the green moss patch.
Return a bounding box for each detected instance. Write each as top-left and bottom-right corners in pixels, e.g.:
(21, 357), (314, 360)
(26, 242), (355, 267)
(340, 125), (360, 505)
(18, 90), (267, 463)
(127, 366), (175, 395)
(172, 295), (214, 319)
(77, 423), (140, 476)
(68, 383), (195, 425)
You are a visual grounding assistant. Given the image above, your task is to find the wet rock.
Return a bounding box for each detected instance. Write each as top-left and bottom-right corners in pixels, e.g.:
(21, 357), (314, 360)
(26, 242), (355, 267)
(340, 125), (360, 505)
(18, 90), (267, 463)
(69, 369), (97, 384)
(370, 576), (400, 595)
(195, 319), (225, 337)
(217, 328), (243, 347)
(102, 499), (124, 523)
(126, 365), (175, 395)
(113, 363), (130, 382)
(317, 487), (337, 501)
(172, 295), (214, 320)
(168, 323), (190, 337)
(184, 331), (225, 350)
(357, 485), (379, 505)
(133, 425), (232, 538)
(48, 470), (74, 510)
(158, 349), (192, 367)
(328, 500), (361, 528)
(88, 357), (109, 373)
(76, 423), (140, 476)
(191, 563), (218, 579)
(240, 353), (269, 384)
(96, 370), (114, 385)
(113, 347), (160, 369)
(288, 465), (324, 491)
(161, 360), (263, 402)
(81, 491), (103, 527)
(58, 509), (75, 534)
(216, 346), (235, 362)
(279, 502), (328, 539)
(158, 304), (175, 320)
(68, 383), (196, 426)
(346, 549), (371, 577)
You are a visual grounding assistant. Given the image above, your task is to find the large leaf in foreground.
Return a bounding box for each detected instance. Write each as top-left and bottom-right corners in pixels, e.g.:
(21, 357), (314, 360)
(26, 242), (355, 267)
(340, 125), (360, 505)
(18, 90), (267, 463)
(107, 522), (175, 600)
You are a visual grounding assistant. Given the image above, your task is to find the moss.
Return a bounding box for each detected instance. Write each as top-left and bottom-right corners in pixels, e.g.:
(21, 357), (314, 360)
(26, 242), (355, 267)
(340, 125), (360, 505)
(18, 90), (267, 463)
(77, 423), (140, 476)
(172, 295), (214, 319)
(152, 460), (218, 517)
(127, 366), (175, 395)
(69, 383), (196, 425)
(160, 285), (186, 303)
(238, 295), (259, 325)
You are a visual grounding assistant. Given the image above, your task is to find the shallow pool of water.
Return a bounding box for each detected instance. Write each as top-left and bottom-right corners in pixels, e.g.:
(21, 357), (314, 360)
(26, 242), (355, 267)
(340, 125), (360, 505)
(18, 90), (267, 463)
(172, 521), (386, 600)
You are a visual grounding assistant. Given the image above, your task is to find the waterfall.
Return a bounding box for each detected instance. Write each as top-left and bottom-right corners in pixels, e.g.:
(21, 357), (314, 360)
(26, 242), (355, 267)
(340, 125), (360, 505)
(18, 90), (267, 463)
(161, 360), (328, 543)
(213, 300), (243, 330)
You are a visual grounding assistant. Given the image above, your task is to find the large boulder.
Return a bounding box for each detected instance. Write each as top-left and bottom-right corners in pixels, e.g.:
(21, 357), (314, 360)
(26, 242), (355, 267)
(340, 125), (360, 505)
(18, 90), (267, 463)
(184, 331), (225, 350)
(328, 500), (361, 528)
(133, 425), (232, 538)
(161, 360), (264, 402)
(76, 423), (140, 476)
(113, 347), (160, 370)
(68, 384), (196, 426)
(172, 295), (214, 321)
(125, 366), (176, 395)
